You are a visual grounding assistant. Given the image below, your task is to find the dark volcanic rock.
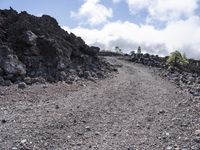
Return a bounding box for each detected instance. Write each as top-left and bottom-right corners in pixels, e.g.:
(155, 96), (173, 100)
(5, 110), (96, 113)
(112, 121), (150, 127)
(0, 9), (114, 85)
(18, 82), (26, 89)
(130, 53), (165, 68)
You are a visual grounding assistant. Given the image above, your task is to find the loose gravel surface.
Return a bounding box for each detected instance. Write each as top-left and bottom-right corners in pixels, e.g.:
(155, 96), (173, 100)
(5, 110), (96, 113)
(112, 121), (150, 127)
(0, 57), (200, 150)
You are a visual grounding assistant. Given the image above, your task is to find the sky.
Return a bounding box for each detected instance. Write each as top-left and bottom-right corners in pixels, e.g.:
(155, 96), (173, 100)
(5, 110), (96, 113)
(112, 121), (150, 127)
(1, 0), (200, 58)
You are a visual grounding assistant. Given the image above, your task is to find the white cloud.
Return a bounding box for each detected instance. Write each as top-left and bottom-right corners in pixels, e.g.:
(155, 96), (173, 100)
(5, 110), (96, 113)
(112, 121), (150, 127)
(63, 16), (200, 58)
(70, 0), (112, 26)
(126, 0), (199, 22)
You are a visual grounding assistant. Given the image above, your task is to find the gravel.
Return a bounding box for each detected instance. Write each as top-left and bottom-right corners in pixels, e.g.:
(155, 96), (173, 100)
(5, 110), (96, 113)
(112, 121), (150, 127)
(0, 57), (199, 150)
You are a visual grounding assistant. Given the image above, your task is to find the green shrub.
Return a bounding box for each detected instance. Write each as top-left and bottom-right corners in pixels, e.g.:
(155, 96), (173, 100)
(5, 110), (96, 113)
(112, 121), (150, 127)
(167, 50), (189, 68)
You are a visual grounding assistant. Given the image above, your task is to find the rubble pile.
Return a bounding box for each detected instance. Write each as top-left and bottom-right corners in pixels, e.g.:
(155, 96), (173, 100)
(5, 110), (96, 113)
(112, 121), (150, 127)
(0, 9), (116, 86)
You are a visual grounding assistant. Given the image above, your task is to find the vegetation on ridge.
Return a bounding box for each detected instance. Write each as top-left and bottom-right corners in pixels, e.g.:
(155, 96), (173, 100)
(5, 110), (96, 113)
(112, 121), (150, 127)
(167, 50), (189, 69)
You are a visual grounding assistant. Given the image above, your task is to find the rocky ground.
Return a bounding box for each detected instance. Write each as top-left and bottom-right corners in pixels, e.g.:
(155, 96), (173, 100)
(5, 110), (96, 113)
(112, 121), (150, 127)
(0, 57), (199, 150)
(130, 53), (200, 97)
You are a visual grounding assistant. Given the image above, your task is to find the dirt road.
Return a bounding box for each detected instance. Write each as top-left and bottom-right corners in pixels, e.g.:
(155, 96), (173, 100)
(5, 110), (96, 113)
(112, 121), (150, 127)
(0, 57), (199, 150)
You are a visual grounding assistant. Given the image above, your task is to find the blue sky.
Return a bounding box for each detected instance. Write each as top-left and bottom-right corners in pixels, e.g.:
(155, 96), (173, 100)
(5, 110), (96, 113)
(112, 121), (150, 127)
(1, 0), (200, 58)
(0, 0), (81, 27)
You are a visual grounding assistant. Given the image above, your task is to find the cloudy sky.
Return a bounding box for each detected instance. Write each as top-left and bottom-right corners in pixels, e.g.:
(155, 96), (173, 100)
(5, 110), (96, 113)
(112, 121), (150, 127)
(1, 0), (200, 58)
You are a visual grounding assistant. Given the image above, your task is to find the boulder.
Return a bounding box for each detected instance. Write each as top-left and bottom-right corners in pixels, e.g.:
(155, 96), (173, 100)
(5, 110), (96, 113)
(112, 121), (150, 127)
(18, 82), (26, 89)
(2, 56), (26, 76)
(20, 30), (38, 46)
(81, 46), (100, 56)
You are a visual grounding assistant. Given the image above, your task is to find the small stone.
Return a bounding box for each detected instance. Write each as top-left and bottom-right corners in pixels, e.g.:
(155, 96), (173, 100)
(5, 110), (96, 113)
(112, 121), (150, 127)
(158, 109), (166, 114)
(43, 85), (48, 88)
(193, 137), (200, 143)
(113, 68), (118, 72)
(146, 116), (154, 122)
(59, 71), (66, 81)
(24, 77), (32, 85)
(95, 131), (100, 136)
(32, 77), (45, 84)
(166, 146), (172, 150)
(67, 135), (71, 139)
(21, 139), (27, 144)
(174, 144), (180, 150)
(165, 132), (170, 136)
(55, 105), (59, 109)
(18, 82), (26, 89)
(1, 119), (6, 124)
(85, 126), (91, 131)
(81, 84), (86, 87)
(194, 130), (200, 136)
(136, 123), (140, 127)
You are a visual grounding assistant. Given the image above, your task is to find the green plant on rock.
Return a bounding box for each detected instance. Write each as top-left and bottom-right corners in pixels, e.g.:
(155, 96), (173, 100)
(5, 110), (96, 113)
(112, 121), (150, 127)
(167, 50), (189, 68)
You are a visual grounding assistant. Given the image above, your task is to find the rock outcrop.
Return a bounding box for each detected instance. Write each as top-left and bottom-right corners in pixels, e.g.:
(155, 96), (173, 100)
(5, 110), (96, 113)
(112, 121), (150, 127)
(0, 8), (115, 86)
(130, 53), (166, 68)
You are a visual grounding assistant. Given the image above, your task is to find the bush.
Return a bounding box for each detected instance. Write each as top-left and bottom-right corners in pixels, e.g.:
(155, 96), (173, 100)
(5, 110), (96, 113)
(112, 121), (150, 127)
(167, 50), (189, 68)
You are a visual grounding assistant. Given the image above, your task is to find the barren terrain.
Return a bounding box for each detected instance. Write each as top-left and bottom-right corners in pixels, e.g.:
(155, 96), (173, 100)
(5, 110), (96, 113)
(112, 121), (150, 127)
(0, 57), (199, 150)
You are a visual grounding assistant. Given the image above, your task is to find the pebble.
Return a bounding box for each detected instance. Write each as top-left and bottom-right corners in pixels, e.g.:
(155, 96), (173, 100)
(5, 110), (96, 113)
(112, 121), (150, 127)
(158, 109), (166, 114)
(55, 105), (59, 109)
(18, 82), (26, 89)
(194, 130), (200, 136)
(95, 131), (100, 136)
(21, 139), (27, 144)
(43, 85), (48, 88)
(1, 119), (6, 124)
(166, 146), (172, 150)
(85, 126), (91, 131)
(193, 136), (200, 143)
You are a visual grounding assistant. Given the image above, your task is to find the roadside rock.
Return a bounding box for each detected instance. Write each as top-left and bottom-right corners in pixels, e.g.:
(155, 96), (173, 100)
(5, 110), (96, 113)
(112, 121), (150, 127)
(18, 82), (26, 89)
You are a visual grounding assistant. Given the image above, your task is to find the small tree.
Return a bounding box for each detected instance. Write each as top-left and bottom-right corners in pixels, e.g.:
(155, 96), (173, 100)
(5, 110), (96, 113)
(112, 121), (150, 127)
(115, 46), (119, 53)
(167, 50), (189, 68)
(137, 46), (141, 54)
(115, 46), (123, 54)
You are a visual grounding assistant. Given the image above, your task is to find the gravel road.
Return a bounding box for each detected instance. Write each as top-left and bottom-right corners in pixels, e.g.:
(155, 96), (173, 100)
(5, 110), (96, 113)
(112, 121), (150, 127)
(0, 57), (199, 150)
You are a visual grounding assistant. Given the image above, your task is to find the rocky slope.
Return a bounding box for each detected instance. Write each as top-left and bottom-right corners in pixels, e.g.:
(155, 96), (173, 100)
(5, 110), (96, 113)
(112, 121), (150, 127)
(130, 52), (200, 97)
(0, 8), (115, 86)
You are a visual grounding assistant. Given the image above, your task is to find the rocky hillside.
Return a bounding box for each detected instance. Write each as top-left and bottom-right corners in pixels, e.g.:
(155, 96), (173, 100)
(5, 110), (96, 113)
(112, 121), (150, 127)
(0, 8), (116, 86)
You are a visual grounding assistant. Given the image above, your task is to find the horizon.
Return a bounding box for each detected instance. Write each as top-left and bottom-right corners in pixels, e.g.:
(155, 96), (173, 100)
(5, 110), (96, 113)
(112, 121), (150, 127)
(1, 0), (200, 59)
